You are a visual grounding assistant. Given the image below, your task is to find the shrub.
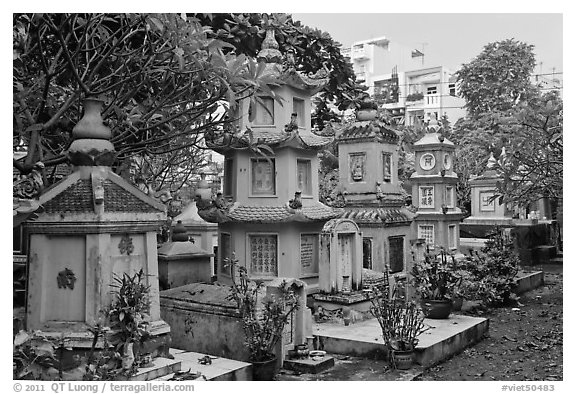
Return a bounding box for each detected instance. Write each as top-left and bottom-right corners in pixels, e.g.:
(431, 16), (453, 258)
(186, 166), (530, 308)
(461, 229), (520, 306)
(410, 248), (462, 301)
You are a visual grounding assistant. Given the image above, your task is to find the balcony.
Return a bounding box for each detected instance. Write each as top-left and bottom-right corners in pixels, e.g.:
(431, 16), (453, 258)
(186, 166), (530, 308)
(405, 92), (424, 106)
(425, 94), (440, 107)
(341, 47), (351, 58)
(352, 45), (368, 60)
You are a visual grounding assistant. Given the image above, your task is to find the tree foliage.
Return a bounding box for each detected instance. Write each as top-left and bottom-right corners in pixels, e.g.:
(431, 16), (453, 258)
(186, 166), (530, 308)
(452, 39), (561, 212)
(13, 13), (278, 189)
(456, 39), (537, 118)
(14, 13), (363, 197)
(193, 13), (365, 128)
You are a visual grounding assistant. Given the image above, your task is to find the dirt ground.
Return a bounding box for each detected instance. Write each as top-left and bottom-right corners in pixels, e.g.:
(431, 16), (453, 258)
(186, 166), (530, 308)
(417, 268), (563, 381)
(278, 266), (563, 381)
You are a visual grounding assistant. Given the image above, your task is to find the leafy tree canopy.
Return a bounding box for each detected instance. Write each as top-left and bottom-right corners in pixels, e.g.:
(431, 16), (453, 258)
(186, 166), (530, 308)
(14, 13), (363, 197)
(456, 39), (537, 118)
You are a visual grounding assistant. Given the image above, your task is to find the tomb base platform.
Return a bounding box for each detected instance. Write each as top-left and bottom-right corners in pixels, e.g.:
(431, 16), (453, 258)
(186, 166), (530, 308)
(514, 270), (545, 295)
(313, 314), (488, 367)
(313, 291), (373, 314)
(32, 320), (172, 357)
(283, 355), (335, 374)
(154, 349), (253, 381)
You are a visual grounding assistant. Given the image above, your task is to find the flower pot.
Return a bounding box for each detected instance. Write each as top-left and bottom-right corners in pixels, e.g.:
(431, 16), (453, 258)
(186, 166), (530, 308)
(251, 355), (278, 381)
(391, 350), (414, 370)
(421, 299), (452, 319)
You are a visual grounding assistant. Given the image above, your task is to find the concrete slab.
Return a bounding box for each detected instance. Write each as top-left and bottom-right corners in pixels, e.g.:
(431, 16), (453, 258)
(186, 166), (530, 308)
(514, 270), (545, 294)
(283, 356), (335, 374)
(154, 349), (252, 381)
(129, 357), (181, 381)
(313, 314), (488, 367)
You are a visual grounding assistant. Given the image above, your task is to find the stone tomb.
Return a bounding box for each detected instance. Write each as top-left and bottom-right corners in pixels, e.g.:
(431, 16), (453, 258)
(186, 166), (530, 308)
(157, 220), (213, 290)
(24, 97), (170, 357)
(160, 278), (310, 368)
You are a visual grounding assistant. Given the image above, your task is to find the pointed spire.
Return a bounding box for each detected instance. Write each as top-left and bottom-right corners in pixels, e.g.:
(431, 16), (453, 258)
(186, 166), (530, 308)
(486, 152), (497, 169)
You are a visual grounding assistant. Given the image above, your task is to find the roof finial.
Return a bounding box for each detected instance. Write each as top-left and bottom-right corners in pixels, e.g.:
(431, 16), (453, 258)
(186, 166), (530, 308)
(486, 152), (498, 169)
(257, 26), (282, 64)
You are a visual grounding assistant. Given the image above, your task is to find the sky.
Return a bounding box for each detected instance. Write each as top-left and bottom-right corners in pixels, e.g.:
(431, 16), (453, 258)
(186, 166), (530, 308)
(291, 13), (563, 78)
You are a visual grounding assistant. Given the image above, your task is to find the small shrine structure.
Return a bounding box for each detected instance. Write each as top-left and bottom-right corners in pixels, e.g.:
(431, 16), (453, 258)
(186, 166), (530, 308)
(157, 220), (213, 290)
(460, 152), (560, 264)
(197, 27), (341, 293)
(410, 117), (464, 252)
(173, 199), (218, 275)
(24, 97), (170, 354)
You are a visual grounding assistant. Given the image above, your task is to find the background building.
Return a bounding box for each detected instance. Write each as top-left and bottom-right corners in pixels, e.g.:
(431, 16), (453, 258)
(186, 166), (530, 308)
(342, 37), (467, 126)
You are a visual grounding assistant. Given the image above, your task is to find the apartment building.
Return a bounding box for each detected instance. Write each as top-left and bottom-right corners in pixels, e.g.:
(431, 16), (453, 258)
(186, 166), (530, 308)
(341, 37), (467, 126)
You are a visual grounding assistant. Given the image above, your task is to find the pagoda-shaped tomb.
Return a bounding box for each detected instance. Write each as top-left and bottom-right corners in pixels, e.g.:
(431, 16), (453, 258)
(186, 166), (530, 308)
(410, 118), (464, 252)
(460, 152), (560, 264)
(197, 28), (341, 292)
(334, 104), (414, 278)
(25, 97), (170, 354)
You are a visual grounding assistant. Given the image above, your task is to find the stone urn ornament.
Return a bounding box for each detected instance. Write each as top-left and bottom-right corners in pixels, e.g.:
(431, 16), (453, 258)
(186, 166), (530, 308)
(67, 96), (116, 166)
(356, 96), (378, 121)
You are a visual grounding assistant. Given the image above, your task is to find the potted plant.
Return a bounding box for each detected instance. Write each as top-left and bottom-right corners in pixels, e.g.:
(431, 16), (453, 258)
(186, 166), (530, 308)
(406, 92), (424, 102)
(367, 280), (426, 370)
(107, 269), (151, 377)
(410, 247), (462, 319)
(227, 255), (299, 380)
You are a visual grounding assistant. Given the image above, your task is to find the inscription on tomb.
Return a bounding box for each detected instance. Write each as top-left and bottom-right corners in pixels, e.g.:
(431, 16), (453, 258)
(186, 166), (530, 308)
(56, 268), (77, 290)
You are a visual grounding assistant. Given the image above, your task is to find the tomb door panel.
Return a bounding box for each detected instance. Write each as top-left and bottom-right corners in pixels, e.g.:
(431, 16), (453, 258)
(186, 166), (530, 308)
(338, 234), (354, 289)
(45, 236), (86, 322)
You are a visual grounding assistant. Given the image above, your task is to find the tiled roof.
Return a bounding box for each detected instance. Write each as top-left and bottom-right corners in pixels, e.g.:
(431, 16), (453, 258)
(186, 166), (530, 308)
(199, 202), (341, 224)
(227, 203), (341, 223)
(43, 179), (164, 214)
(414, 132), (454, 146)
(340, 207), (413, 224)
(337, 120), (399, 144)
(207, 129), (332, 152)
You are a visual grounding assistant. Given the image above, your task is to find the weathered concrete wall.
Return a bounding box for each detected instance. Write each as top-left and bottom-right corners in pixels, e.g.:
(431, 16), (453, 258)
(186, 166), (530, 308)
(160, 299), (249, 362)
(158, 256), (212, 289)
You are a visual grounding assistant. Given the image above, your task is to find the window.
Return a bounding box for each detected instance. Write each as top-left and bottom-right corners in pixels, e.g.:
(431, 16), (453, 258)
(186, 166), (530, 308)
(293, 98), (305, 127)
(248, 234), (278, 276)
(297, 159), (312, 195)
(419, 186), (434, 208)
(427, 86), (438, 95)
(219, 233), (231, 277)
(300, 234), (319, 276)
(448, 225), (457, 250)
(223, 158), (234, 197)
(252, 97), (274, 125)
(362, 238), (373, 269)
(251, 158), (276, 195)
(382, 152), (392, 182)
(418, 225), (435, 247)
(445, 186), (454, 208)
(449, 83), (456, 96)
(389, 236), (404, 273)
